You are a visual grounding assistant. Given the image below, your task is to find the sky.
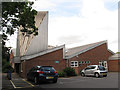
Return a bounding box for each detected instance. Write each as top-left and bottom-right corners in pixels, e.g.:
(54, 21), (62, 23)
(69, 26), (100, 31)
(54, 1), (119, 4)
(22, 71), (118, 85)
(6, 0), (119, 53)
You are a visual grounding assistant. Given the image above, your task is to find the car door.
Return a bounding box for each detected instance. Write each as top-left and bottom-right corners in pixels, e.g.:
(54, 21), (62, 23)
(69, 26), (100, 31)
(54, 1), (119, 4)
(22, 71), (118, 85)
(89, 66), (96, 75)
(84, 66), (91, 75)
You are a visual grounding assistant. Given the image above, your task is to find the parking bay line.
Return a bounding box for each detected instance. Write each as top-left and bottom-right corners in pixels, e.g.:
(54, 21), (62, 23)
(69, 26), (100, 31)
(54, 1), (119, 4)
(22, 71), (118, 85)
(10, 80), (17, 88)
(22, 79), (34, 87)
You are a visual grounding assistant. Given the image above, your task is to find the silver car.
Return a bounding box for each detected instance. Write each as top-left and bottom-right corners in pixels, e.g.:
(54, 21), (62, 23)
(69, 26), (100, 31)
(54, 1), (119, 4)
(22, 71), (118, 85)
(81, 65), (107, 78)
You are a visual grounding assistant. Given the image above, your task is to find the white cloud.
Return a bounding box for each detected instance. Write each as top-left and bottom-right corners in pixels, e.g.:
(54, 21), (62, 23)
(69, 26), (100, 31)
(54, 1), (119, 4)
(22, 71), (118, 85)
(48, 0), (118, 52)
(32, 0), (56, 10)
(6, 0), (118, 52)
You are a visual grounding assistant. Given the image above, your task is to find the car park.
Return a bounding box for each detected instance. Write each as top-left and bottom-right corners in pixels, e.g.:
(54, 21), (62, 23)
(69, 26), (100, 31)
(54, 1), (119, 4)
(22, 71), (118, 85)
(27, 66), (58, 84)
(81, 65), (107, 78)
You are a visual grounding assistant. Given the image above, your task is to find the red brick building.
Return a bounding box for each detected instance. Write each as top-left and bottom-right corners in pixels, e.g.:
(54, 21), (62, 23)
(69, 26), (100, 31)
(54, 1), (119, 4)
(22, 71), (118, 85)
(20, 45), (66, 77)
(65, 40), (114, 74)
(18, 40), (114, 77)
(10, 40), (114, 78)
(9, 12), (115, 78)
(108, 54), (120, 72)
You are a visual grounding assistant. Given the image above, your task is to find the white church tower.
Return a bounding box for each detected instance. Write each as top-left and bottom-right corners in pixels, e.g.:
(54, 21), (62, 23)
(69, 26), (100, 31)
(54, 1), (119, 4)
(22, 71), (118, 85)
(16, 11), (48, 57)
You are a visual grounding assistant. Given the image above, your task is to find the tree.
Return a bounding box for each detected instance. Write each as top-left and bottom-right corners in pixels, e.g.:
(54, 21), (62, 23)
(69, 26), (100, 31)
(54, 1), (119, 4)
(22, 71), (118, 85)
(1, 2), (38, 72)
(2, 2), (38, 36)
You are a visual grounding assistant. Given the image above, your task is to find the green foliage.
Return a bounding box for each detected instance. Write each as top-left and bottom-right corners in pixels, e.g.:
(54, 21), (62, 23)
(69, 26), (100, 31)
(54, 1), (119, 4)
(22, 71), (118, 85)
(57, 71), (66, 77)
(2, 2), (38, 36)
(2, 59), (14, 73)
(116, 52), (120, 54)
(1, 2), (38, 72)
(63, 67), (77, 76)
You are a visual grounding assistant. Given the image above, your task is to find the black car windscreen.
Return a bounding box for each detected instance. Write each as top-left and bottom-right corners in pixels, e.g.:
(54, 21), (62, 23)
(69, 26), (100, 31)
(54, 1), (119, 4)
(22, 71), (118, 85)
(41, 67), (55, 71)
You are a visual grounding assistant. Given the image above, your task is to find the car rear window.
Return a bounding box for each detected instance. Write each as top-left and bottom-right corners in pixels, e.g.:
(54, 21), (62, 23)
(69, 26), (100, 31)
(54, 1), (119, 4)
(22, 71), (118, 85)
(40, 67), (55, 71)
(98, 66), (106, 70)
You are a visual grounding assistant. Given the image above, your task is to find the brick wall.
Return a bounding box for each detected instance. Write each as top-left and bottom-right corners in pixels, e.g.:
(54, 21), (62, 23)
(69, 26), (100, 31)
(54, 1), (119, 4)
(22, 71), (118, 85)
(21, 48), (66, 78)
(108, 60), (120, 72)
(68, 43), (113, 74)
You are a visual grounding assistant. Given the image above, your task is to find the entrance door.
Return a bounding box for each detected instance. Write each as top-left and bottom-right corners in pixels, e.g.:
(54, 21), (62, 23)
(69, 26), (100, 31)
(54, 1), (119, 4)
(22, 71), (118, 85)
(99, 61), (108, 70)
(103, 61), (108, 70)
(15, 63), (20, 73)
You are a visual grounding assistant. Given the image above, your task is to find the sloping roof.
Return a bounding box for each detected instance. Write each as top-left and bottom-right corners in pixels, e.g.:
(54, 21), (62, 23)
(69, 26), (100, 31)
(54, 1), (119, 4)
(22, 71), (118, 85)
(35, 11), (48, 28)
(21, 45), (65, 60)
(109, 53), (120, 60)
(65, 40), (112, 59)
(48, 45), (55, 49)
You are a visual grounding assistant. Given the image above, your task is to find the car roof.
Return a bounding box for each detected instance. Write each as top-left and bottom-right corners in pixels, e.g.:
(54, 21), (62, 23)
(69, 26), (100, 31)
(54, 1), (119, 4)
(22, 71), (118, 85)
(88, 65), (98, 66)
(36, 66), (53, 68)
(87, 65), (104, 67)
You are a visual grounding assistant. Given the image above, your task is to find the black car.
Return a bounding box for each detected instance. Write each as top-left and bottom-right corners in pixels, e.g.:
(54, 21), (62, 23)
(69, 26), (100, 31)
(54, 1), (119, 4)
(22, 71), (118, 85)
(27, 66), (58, 84)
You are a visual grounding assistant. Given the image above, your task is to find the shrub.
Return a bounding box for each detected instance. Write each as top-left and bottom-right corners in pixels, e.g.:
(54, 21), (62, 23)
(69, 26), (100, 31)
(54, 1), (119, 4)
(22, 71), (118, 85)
(63, 67), (77, 76)
(57, 71), (66, 77)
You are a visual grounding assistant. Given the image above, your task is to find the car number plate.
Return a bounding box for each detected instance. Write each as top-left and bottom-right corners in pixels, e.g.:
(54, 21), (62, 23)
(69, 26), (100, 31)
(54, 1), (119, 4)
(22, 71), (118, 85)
(102, 73), (106, 75)
(46, 77), (54, 79)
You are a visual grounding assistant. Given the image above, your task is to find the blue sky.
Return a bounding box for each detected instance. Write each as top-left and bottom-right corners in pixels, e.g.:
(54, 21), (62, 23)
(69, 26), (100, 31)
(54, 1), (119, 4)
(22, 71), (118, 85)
(6, 0), (119, 52)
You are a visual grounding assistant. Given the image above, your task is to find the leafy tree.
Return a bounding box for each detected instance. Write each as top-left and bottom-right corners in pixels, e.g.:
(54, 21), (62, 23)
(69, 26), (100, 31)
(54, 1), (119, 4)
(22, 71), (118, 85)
(2, 2), (38, 36)
(1, 2), (38, 72)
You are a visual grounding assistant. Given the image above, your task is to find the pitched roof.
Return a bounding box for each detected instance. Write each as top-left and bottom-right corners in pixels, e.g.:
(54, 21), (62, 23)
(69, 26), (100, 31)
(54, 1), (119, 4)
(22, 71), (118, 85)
(48, 45), (55, 49)
(109, 53), (120, 60)
(21, 45), (65, 60)
(65, 40), (110, 59)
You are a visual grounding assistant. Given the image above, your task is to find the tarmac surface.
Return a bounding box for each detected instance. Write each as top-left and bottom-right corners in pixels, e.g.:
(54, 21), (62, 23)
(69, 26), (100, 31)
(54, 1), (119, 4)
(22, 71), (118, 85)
(2, 72), (119, 90)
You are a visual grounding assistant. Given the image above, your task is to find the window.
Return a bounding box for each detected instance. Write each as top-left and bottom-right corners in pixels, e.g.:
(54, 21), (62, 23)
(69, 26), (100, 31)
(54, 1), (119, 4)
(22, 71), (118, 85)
(88, 61), (91, 64)
(79, 61), (82, 64)
(40, 66), (55, 71)
(71, 61), (78, 67)
(90, 66), (96, 69)
(85, 67), (90, 70)
(85, 61), (87, 64)
(82, 61), (84, 64)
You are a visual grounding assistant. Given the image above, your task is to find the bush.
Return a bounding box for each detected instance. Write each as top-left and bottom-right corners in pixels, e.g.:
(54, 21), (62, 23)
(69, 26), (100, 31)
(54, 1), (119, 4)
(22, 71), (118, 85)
(57, 71), (66, 77)
(63, 67), (77, 76)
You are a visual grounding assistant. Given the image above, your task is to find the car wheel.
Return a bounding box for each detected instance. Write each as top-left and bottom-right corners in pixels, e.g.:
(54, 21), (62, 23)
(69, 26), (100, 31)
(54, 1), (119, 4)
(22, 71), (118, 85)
(34, 77), (38, 84)
(81, 73), (85, 77)
(53, 79), (57, 83)
(95, 73), (100, 78)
